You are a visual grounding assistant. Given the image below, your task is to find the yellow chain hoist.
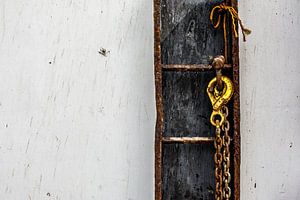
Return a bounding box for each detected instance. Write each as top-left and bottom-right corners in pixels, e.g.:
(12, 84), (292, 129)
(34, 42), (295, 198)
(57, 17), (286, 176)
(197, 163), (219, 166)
(207, 55), (233, 200)
(208, 1), (250, 198)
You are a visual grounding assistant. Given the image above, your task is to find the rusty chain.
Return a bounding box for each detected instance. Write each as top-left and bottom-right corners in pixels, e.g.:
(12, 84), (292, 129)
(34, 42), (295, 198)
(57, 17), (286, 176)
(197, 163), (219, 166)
(214, 120), (223, 200)
(207, 58), (233, 200)
(208, 3), (250, 196)
(213, 106), (231, 200)
(222, 106), (231, 200)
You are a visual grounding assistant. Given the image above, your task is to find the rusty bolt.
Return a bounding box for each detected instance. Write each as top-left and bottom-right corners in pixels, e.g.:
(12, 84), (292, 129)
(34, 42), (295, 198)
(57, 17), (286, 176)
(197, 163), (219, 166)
(212, 55), (225, 70)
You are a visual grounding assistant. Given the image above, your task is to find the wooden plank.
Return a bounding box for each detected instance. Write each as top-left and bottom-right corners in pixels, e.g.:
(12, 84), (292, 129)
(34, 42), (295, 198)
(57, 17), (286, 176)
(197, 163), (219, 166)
(162, 144), (215, 199)
(154, 0), (163, 199)
(155, 0), (240, 199)
(162, 71), (215, 138)
(161, 0), (224, 65)
(230, 1), (241, 199)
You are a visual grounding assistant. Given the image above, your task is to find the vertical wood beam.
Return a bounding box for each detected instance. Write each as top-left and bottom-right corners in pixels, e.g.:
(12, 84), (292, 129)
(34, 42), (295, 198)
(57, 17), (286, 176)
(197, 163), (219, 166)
(230, 0), (241, 200)
(154, 0), (163, 199)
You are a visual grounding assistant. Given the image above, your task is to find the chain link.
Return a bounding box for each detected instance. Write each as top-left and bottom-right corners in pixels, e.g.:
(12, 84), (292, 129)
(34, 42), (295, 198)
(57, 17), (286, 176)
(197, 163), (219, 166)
(214, 106), (232, 200)
(221, 106), (231, 200)
(214, 120), (223, 200)
(208, 73), (233, 200)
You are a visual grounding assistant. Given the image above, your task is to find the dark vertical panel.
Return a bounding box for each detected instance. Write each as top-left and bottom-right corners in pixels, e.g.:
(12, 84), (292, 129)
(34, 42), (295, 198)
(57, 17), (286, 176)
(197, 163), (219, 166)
(162, 71), (214, 137)
(162, 144), (215, 200)
(157, 0), (239, 199)
(160, 1), (225, 199)
(161, 0), (224, 64)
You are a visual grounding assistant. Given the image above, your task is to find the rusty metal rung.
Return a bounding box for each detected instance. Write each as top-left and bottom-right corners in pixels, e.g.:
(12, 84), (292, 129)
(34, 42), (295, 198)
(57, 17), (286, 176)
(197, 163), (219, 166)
(162, 136), (214, 144)
(162, 64), (232, 72)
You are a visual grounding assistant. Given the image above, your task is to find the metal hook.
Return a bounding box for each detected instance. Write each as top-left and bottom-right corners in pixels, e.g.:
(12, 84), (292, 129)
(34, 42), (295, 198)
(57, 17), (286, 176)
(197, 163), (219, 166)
(207, 76), (234, 126)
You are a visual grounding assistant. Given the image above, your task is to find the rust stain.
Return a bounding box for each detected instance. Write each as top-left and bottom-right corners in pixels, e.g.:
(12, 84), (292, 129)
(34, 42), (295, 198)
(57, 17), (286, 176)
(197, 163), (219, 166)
(230, 0), (241, 199)
(154, 0), (163, 199)
(162, 63), (232, 72)
(162, 137), (214, 144)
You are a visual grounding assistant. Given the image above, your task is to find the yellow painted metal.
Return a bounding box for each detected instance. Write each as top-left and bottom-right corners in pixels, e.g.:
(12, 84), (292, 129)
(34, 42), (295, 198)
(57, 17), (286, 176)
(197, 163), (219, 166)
(207, 76), (234, 126)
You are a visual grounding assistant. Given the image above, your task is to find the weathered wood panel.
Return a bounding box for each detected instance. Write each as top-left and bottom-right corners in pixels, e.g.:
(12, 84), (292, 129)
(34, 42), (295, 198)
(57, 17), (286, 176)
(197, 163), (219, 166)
(160, 0), (235, 199)
(162, 144), (215, 200)
(161, 0), (224, 64)
(162, 70), (235, 199)
(162, 71), (215, 137)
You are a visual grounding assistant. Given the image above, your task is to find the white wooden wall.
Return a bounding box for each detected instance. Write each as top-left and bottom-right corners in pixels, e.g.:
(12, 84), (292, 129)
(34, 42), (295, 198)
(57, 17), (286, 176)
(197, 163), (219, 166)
(0, 0), (299, 200)
(0, 0), (155, 199)
(239, 0), (300, 199)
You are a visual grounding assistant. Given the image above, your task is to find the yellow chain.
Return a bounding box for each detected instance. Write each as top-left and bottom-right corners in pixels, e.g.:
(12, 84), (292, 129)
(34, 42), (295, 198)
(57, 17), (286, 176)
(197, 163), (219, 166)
(214, 120), (223, 200)
(209, 2), (244, 199)
(208, 76), (233, 200)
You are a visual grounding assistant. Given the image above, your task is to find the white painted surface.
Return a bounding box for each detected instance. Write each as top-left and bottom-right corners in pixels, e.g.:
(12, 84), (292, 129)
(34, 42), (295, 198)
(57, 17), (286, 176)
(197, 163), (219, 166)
(0, 0), (154, 199)
(240, 0), (300, 199)
(0, 0), (299, 199)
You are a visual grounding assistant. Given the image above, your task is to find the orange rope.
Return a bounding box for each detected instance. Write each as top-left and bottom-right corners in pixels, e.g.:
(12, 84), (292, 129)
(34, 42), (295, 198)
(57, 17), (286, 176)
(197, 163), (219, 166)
(210, 3), (251, 61)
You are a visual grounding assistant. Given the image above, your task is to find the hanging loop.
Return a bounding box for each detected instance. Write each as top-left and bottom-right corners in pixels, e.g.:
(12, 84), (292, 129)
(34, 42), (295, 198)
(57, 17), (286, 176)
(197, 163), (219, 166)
(210, 2), (251, 41)
(210, 2), (251, 61)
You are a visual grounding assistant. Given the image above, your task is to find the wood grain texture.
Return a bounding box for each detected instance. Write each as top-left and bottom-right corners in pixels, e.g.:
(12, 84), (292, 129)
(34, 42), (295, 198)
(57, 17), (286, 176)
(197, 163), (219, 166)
(162, 144), (215, 200)
(154, 0), (164, 198)
(162, 71), (215, 138)
(161, 0), (224, 64)
(161, 70), (235, 199)
(159, 0), (237, 199)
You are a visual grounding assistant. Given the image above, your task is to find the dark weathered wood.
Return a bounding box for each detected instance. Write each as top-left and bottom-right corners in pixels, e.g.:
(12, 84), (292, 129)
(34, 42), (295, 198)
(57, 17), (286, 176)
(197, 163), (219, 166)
(161, 0), (224, 65)
(162, 144), (215, 200)
(154, 0), (163, 199)
(154, 0), (240, 199)
(163, 71), (215, 138)
(230, 0), (241, 199)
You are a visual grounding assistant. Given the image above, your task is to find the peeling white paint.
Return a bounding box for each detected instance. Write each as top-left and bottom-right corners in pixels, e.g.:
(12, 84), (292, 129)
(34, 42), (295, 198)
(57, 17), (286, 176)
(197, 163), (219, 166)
(0, 0), (154, 199)
(240, 0), (300, 199)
